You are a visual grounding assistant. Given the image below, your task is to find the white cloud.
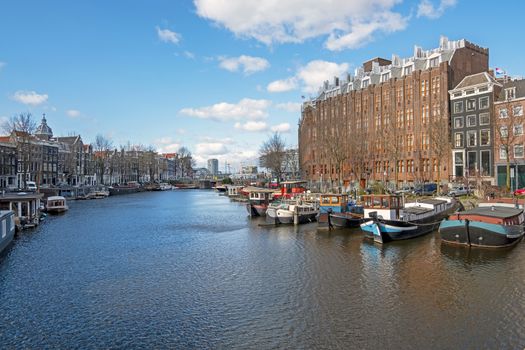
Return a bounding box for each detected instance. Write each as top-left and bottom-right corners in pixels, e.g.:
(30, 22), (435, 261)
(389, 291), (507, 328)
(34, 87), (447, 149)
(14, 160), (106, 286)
(417, 0), (456, 19)
(154, 136), (181, 153)
(267, 77), (298, 92)
(183, 51), (195, 59)
(270, 123), (291, 133)
(12, 90), (48, 106)
(195, 0), (409, 51)
(297, 60), (349, 93)
(219, 55), (270, 75)
(276, 102), (301, 113)
(234, 121), (268, 132)
(66, 109), (80, 118)
(196, 142), (229, 155)
(325, 12), (407, 51)
(156, 26), (181, 44)
(268, 60), (349, 94)
(180, 98), (271, 121)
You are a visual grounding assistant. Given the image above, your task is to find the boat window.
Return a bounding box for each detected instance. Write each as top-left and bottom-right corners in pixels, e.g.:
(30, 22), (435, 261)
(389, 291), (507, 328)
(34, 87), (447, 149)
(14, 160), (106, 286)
(373, 197), (382, 207)
(331, 196), (339, 204)
(382, 197), (389, 208)
(322, 196), (331, 204)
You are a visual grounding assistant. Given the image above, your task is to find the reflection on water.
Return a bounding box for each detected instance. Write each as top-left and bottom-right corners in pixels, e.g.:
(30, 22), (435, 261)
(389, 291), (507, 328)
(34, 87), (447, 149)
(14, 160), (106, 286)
(0, 190), (524, 349)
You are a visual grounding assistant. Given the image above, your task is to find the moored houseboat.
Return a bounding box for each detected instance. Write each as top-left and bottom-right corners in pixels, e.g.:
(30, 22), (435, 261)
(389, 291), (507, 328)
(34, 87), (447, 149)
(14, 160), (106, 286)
(245, 187), (276, 216)
(0, 210), (16, 255)
(360, 194), (459, 244)
(266, 199), (318, 225)
(439, 205), (525, 248)
(317, 194), (363, 229)
(45, 196), (69, 213)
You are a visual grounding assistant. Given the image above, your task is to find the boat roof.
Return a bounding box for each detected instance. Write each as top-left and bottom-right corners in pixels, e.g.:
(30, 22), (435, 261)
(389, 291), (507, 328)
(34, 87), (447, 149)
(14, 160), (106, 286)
(243, 186), (276, 193)
(404, 206), (433, 215)
(320, 193), (348, 197)
(280, 180), (307, 184)
(459, 206), (523, 219)
(47, 196), (66, 200)
(417, 199), (447, 205)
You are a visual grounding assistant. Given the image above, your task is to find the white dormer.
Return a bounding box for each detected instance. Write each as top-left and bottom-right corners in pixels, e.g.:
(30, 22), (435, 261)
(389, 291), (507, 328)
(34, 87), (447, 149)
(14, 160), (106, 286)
(381, 71), (391, 83)
(403, 64), (414, 76)
(362, 78), (370, 88)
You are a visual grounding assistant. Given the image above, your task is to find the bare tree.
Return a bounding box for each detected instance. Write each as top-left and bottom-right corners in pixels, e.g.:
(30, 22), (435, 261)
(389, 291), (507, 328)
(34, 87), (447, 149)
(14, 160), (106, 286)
(2, 113), (37, 188)
(259, 133), (286, 181)
(428, 102), (451, 186)
(93, 134), (113, 185)
(495, 97), (523, 192)
(177, 146), (194, 179)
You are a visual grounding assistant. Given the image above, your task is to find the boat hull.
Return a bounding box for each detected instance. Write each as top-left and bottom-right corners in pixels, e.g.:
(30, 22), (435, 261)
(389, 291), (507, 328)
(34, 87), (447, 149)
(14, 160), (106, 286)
(0, 211), (16, 255)
(318, 212), (361, 229)
(439, 219), (524, 248)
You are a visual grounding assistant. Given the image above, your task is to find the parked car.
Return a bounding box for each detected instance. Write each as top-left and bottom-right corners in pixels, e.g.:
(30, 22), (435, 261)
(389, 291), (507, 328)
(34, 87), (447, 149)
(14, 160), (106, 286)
(514, 187), (525, 196)
(449, 186), (470, 197)
(25, 181), (37, 191)
(412, 183), (437, 196)
(395, 185), (414, 194)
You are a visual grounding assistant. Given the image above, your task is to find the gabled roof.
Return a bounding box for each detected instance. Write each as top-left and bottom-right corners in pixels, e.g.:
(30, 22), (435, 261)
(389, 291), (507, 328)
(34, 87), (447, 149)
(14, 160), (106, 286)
(55, 135), (81, 144)
(452, 72), (499, 90)
(497, 79), (525, 101)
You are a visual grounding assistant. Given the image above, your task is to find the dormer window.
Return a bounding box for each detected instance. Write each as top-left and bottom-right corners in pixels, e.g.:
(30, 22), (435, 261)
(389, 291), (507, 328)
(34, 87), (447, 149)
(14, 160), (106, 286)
(362, 79), (369, 88)
(505, 87), (516, 100)
(429, 57), (439, 68)
(404, 65), (413, 75)
(381, 72), (391, 83)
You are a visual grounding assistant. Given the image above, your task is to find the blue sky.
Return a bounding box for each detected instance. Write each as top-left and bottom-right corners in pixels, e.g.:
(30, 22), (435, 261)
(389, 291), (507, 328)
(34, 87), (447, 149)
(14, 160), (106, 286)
(0, 0), (523, 170)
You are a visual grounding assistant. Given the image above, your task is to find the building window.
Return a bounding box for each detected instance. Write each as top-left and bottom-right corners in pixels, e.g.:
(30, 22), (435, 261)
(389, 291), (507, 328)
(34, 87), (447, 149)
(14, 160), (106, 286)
(480, 150), (491, 176)
(404, 65), (413, 75)
(466, 89), (475, 95)
(514, 124), (523, 136)
(454, 152), (464, 178)
(500, 146), (508, 159)
(429, 57), (439, 68)
(479, 113), (490, 125)
(466, 98), (476, 111)
(479, 86), (489, 93)
(500, 108), (508, 118)
(468, 151), (477, 173)
(500, 126), (508, 138)
(467, 130), (477, 147)
(362, 79), (369, 88)
(454, 132), (464, 148)
(467, 115), (477, 127)
(480, 129), (490, 146)
(454, 117), (464, 129)
(515, 145), (524, 158)
(505, 87), (516, 100)
(453, 92), (462, 98)
(381, 72), (390, 83)
(454, 101), (463, 114)
(513, 105), (523, 117)
(479, 97), (489, 109)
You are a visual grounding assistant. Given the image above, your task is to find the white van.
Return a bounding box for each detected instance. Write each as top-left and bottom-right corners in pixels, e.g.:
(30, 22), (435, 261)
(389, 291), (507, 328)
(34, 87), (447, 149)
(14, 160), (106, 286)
(26, 181), (37, 191)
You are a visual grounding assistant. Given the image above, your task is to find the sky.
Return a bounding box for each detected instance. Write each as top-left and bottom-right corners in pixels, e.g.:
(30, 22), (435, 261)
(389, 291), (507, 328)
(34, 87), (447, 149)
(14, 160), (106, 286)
(0, 0), (524, 171)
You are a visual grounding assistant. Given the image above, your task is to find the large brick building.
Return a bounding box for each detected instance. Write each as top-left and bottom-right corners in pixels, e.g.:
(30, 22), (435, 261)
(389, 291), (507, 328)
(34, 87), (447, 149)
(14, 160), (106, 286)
(299, 37), (489, 188)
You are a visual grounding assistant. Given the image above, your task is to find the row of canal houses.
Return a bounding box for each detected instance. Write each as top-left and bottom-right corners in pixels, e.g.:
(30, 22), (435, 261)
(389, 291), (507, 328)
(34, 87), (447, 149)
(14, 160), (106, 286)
(299, 36), (525, 191)
(0, 115), (193, 191)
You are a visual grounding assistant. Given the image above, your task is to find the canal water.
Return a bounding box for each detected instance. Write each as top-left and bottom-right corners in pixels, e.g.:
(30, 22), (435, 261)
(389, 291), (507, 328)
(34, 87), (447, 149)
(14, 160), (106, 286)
(1, 190), (524, 349)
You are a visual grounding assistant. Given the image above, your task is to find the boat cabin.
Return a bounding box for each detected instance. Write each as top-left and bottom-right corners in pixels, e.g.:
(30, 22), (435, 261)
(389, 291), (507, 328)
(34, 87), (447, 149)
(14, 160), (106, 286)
(402, 198), (450, 222)
(227, 185), (243, 197)
(46, 196), (69, 213)
(244, 187), (276, 204)
(448, 206), (524, 226)
(278, 180), (307, 199)
(362, 194), (402, 220)
(319, 194), (350, 213)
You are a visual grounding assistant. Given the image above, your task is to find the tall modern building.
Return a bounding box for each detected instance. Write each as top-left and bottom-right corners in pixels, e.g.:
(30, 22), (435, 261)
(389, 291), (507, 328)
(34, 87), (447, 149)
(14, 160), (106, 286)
(207, 158), (219, 176)
(299, 36), (489, 187)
